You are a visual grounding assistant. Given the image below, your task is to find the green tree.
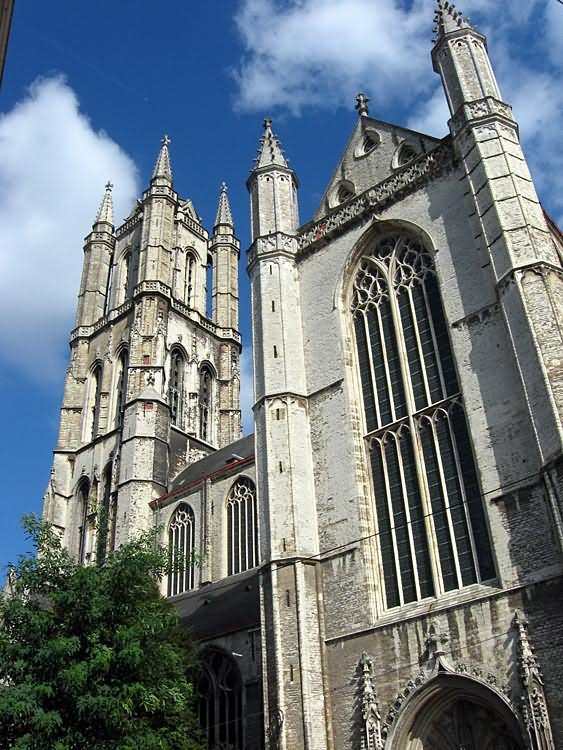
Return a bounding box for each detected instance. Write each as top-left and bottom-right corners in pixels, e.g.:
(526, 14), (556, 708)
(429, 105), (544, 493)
(0, 515), (204, 750)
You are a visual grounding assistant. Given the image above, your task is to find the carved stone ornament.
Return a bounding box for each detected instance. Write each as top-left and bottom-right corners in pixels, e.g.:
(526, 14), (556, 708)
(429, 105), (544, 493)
(513, 610), (555, 750)
(359, 652), (384, 750)
(297, 142), (454, 253)
(268, 708), (284, 750)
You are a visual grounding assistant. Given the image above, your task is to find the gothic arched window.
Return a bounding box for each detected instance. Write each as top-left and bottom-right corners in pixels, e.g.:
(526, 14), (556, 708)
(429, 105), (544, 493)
(167, 503), (196, 596)
(114, 349), (128, 428)
(186, 252), (196, 308)
(198, 649), (243, 750)
(169, 349), (185, 428)
(97, 464), (113, 565)
(227, 477), (258, 576)
(85, 364), (103, 442)
(199, 366), (213, 442)
(351, 231), (494, 609)
(77, 479), (96, 564)
(397, 143), (418, 167)
(120, 251), (131, 303)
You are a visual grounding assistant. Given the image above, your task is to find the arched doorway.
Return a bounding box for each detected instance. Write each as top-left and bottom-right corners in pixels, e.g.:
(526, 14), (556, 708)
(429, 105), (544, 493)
(386, 674), (526, 750)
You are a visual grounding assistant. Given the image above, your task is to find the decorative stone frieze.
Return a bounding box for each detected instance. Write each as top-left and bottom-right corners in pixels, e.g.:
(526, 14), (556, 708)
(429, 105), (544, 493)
(450, 95), (515, 136)
(297, 143), (454, 253)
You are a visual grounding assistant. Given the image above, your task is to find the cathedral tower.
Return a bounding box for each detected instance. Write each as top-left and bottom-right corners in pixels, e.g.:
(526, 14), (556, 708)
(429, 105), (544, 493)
(247, 120), (328, 750)
(44, 137), (242, 557)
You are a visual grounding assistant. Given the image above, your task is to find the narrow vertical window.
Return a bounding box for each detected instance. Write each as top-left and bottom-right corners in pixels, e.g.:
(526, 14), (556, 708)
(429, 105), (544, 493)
(199, 366), (213, 442)
(351, 231), (494, 609)
(114, 350), (128, 428)
(169, 349), (185, 428)
(85, 364), (103, 442)
(97, 465), (112, 565)
(186, 252), (196, 308)
(77, 480), (96, 564)
(227, 477), (259, 576)
(121, 251), (131, 303)
(167, 503), (196, 596)
(206, 255), (213, 320)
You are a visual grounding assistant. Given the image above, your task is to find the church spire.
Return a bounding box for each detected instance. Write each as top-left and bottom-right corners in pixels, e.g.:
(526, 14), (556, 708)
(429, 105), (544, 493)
(254, 118), (289, 169)
(214, 182), (234, 229)
(433, 0), (471, 42)
(152, 134), (173, 183)
(95, 181), (114, 225)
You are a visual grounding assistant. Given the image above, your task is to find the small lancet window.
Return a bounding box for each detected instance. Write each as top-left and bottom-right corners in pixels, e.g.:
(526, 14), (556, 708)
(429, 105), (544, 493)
(169, 349), (185, 428)
(77, 479), (96, 564)
(337, 183), (355, 204)
(114, 350), (128, 428)
(199, 366), (213, 442)
(97, 464), (114, 565)
(121, 251), (131, 303)
(85, 364), (103, 442)
(186, 252), (196, 308)
(351, 230), (494, 610)
(167, 503), (196, 596)
(227, 477), (259, 576)
(397, 143), (418, 167)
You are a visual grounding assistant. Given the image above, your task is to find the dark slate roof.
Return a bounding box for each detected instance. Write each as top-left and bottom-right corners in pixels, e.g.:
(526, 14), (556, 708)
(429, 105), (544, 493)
(170, 433), (255, 492)
(171, 568), (260, 640)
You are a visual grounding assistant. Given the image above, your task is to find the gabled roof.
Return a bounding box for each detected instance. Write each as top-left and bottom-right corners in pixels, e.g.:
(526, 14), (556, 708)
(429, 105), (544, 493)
(312, 115), (442, 222)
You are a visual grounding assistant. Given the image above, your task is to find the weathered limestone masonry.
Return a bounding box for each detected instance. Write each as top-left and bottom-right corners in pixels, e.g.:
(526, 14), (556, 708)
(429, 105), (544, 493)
(248, 122), (329, 750)
(44, 137), (242, 558)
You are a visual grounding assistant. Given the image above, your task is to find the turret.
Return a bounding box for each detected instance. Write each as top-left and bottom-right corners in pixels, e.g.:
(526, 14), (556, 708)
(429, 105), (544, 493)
(210, 182), (239, 330)
(432, 0), (563, 466)
(247, 122), (327, 750)
(75, 181), (115, 327)
(432, 0), (502, 116)
(247, 118), (299, 242)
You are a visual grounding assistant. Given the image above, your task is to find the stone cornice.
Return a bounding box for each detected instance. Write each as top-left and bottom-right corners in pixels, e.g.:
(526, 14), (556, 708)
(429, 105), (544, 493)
(296, 141), (455, 255)
(449, 95), (516, 137)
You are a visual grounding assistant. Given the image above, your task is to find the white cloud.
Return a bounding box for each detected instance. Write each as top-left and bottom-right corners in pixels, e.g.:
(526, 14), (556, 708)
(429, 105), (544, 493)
(0, 76), (139, 381)
(233, 0), (431, 114)
(240, 346), (255, 434)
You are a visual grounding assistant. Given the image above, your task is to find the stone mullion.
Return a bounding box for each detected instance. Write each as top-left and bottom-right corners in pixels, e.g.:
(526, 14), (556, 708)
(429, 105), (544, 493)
(380, 436), (404, 607)
(395, 428), (422, 601)
(445, 405), (481, 581)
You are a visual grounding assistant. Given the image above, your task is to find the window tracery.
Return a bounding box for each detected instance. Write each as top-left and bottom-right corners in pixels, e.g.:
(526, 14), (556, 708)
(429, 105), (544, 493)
(198, 649), (243, 750)
(351, 231), (494, 609)
(167, 503), (196, 596)
(227, 477), (259, 576)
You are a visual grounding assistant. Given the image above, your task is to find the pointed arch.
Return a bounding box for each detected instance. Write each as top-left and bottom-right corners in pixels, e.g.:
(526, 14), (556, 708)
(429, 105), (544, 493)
(84, 362), (103, 443)
(76, 477), (96, 564)
(114, 348), (129, 428)
(185, 249), (197, 308)
(385, 672), (526, 750)
(199, 363), (215, 443)
(226, 476), (259, 576)
(167, 502), (196, 596)
(349, 227), (494, 609)
(198, 647), (244, 750)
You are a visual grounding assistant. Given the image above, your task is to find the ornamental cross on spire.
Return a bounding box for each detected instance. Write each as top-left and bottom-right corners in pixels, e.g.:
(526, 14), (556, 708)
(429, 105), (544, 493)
(162, 134), (171, 147)
(355, 93), (370, 117)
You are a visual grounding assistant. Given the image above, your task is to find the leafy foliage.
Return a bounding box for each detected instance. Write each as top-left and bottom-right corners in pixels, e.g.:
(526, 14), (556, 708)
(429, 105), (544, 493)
(0, 515), (204, 750)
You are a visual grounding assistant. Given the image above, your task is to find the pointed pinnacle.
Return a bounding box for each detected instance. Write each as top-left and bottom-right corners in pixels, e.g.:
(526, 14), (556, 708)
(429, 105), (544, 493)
(254, 118), (289, 169)
(152, 134), (173, 183)
(433, 0), (471, 42)
(214, 181), (234, 229)
(95, 180), (114, 225)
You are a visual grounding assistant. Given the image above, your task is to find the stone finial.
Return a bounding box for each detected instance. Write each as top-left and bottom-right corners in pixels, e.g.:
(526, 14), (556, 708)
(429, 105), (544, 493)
(355, 93), (370, 117)
(359, 653), (383, 750)
(253, 118), (289, 170)
(152, 134), (173, 183)
(513, 610), (556, 750)
(214, 181), (234, 229)
(433, 0), (472, 42)
(95, 180), (114, 225)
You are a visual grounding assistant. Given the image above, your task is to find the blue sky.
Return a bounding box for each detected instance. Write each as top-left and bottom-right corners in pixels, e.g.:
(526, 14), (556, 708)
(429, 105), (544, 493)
(1, 0), (562, 572)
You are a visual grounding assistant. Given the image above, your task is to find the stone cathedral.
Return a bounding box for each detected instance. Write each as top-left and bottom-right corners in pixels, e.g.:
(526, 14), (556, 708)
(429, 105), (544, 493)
(44, 3), (563, 750)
